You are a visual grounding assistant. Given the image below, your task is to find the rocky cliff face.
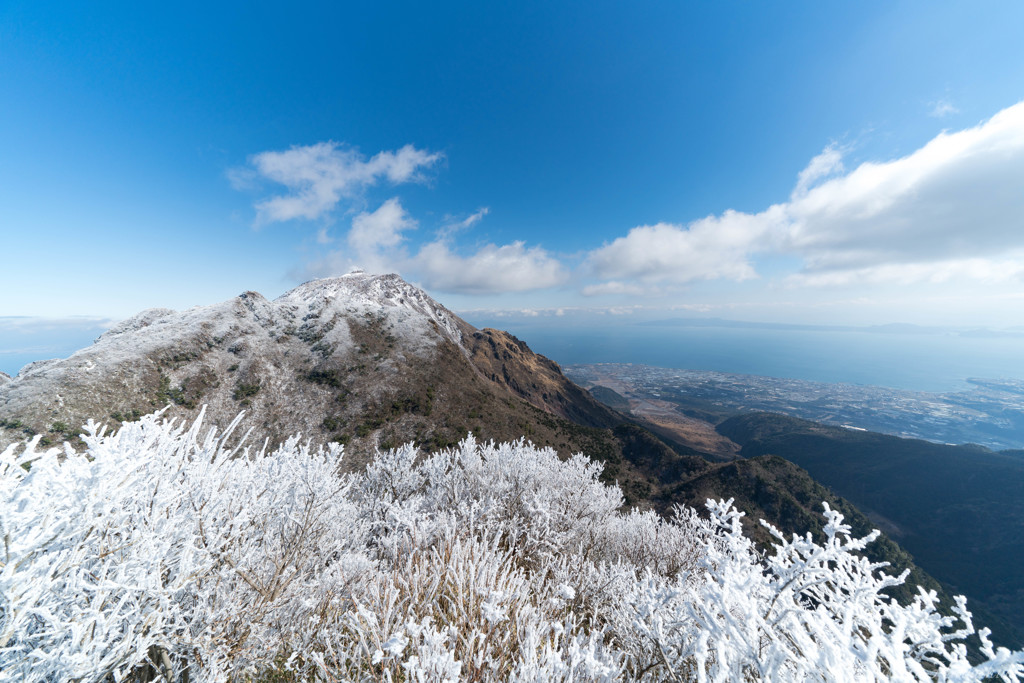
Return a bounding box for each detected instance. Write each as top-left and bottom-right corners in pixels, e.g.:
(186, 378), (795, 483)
(466, 328), (621, 430)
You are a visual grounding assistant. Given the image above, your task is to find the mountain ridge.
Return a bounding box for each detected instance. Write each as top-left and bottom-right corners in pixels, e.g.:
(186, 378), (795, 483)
(0, 273), (643, 477)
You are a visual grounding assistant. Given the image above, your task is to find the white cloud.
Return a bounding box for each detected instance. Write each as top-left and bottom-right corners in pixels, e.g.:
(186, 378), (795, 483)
(282, 102), (1024, 309)
(455, 304), (647, 321)
(412, 241), (567, 294)
(241, 142), (441, 224)
(293, 201), (565, 295)
(0, 316), (115, 334)
(581, 281), (648, 297)
(365, 144), (444, 183)
(929, 99), (959, 118)
(787, 256), (1024, 288)
(240, 140), (568, 296)
(292, 197), (418, 279)
(348, 197), (417, 256)
(585, 100), (1024, 293)
(785, 101), (1024, 277)
(587, 210), (782, 285)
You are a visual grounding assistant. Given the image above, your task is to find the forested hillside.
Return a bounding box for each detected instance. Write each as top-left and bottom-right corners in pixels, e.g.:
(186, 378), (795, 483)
(719, 412), (1024, 646)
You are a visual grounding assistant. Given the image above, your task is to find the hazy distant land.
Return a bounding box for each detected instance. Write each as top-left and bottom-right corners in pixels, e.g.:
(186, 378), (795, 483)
(566, 363), (1024, 451)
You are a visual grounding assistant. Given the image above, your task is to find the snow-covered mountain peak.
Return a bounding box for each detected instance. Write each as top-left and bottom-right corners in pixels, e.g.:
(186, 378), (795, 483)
(278, 272), (464, 346)
(0, 272), (479, 452)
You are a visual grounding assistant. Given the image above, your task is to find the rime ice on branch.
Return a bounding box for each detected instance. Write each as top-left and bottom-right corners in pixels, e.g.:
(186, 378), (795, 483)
(1, 411), (1022, 682)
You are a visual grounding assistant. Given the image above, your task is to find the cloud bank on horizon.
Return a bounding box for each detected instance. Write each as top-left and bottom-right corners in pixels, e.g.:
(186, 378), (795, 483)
(235, 100), (1024, 313)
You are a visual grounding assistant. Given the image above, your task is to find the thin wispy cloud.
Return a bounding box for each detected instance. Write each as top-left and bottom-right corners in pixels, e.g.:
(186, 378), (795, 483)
(437, 207), (491, 239)
(0, 316), (115, 333)
(296, 197), (418, 279)
(928, 99), (959, 118)
(792, 145), (844, 197)
(580, 281), (648, 297)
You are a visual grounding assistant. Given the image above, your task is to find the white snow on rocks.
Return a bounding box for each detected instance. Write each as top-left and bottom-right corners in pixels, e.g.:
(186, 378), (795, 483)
(0, 272), (470, 450)
(277, 271), (465, 347)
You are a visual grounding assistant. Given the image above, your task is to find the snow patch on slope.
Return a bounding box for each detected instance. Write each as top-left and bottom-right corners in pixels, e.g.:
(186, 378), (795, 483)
(98, 308), (177, 341)
(278, 271), (465, 347)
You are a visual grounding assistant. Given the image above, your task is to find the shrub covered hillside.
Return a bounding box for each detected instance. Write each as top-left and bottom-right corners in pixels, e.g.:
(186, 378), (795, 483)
(2, 411), (1023, 682)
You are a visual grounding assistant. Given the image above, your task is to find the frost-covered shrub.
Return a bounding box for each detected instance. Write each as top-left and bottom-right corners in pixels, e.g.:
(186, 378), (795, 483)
(1, 411), (1022, 682)
(0, 410), (370, 681)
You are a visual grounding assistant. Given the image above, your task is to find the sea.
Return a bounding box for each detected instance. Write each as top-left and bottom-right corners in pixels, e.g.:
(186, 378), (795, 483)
(483, 321), (1024, 394)
(0, 319), (112, 379)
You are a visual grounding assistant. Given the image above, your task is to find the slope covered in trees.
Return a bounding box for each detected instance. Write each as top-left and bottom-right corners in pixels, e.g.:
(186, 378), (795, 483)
(3, 411), (1023, 682)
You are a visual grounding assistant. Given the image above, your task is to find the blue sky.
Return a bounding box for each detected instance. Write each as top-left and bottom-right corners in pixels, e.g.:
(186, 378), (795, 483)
(3, 0), (1024, 373)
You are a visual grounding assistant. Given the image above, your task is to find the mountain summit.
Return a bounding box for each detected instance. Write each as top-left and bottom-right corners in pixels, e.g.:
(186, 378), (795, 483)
(0, 272), (624, 469)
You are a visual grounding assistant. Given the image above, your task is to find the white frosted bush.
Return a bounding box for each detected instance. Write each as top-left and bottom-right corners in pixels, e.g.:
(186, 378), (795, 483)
(1, 411), (1022, 682)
